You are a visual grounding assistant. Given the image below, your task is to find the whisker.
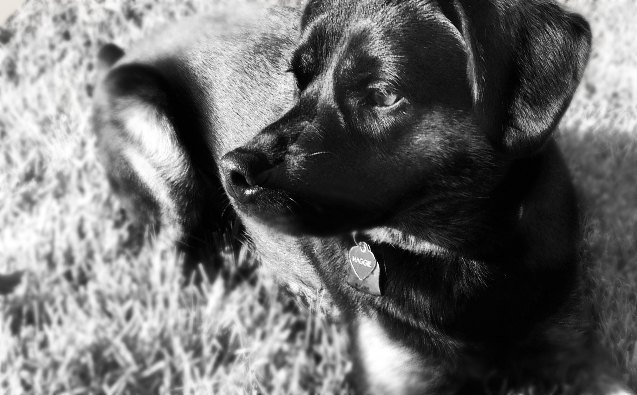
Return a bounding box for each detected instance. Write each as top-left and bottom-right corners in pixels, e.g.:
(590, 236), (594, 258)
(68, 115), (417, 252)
(221, 201), (233, 218)
(304, 151), (335, 158)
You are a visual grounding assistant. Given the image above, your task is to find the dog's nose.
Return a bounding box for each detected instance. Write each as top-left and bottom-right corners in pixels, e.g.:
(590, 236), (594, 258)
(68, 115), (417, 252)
(220, 149), (269, 203)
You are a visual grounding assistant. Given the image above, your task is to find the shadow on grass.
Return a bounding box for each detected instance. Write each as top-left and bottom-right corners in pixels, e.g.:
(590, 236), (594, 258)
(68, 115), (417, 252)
(558, 129), (637, 389)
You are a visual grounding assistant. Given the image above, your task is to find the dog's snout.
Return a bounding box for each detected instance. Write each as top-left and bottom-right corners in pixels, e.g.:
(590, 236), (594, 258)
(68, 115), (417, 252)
(220, 149), (270, 203)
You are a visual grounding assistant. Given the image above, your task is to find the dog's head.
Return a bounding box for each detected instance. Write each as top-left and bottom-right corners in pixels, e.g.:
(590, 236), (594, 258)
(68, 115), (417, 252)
(220, 0), (590, 240)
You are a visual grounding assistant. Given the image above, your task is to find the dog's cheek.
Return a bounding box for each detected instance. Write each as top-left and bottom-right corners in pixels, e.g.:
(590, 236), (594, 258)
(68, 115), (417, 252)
(376, 111), (494, 197)
(286, 131), (457, 212)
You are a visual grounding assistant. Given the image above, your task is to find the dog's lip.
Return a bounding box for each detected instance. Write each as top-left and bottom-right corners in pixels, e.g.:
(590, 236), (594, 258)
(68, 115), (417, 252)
(231, 184), (388, 237)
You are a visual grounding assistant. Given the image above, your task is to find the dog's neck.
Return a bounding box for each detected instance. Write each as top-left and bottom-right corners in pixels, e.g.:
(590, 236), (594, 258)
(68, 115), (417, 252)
(361, 200), (525, 259)
(341, 141), (579, 340)
(360, 149), (547, 261)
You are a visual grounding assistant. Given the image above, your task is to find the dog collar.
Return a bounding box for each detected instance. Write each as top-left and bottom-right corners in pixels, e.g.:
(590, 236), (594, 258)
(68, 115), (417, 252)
(347, 232), (383, 296)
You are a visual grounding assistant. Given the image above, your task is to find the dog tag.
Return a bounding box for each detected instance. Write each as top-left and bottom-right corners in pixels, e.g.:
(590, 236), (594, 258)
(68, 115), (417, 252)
(348, 242), (382, 296)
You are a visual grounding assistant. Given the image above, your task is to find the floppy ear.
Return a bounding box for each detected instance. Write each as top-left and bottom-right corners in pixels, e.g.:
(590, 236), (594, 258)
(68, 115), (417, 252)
(441, 0), (591, 157)
(96, 43), (125, 83)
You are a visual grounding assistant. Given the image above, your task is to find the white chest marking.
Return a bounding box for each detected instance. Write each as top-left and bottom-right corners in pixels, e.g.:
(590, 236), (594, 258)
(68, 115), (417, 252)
(357, 317), (431, 395)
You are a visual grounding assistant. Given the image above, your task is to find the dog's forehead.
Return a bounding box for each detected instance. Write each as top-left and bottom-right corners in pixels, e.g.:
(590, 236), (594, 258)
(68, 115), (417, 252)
(300, 0), (449, 33)
(295, 0), (467, 98)
(298, 0), (462, 60)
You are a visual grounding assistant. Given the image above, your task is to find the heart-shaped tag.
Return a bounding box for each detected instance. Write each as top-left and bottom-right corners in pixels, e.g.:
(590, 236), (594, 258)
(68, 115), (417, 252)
(349, 242), (377, 280)
(347, 241), (382, 296)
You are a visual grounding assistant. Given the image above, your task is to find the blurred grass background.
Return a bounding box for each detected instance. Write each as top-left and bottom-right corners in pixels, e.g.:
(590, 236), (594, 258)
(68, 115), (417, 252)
(0, 0), (635, 393)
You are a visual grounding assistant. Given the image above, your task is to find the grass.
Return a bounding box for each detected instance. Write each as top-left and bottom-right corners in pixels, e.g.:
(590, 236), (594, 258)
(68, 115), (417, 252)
(0, 0), (635, 393)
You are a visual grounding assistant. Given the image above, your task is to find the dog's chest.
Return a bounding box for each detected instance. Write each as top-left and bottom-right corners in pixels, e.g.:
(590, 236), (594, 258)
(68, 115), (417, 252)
(356, 316), (435, 395)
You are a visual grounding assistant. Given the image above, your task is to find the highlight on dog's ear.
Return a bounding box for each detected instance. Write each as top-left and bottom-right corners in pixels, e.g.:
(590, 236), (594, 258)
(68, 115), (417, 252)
(441, 0), (591, 157)
(96, 43), (125, 81)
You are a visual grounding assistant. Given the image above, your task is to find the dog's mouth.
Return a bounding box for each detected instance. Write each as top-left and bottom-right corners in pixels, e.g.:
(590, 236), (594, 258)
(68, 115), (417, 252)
(230, 184), (383, 236)
(220, 149), (385, 236)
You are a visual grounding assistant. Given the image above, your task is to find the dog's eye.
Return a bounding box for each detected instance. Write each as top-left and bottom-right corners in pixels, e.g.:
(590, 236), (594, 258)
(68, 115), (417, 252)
(371, 89), (401, 107)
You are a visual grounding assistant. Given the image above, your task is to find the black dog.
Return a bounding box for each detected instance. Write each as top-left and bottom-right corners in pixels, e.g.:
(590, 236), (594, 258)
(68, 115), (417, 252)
(92, 1), (632, 393)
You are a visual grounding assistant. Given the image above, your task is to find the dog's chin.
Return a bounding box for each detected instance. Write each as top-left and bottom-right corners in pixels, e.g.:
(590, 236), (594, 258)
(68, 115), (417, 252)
(232, 188), (384, 237)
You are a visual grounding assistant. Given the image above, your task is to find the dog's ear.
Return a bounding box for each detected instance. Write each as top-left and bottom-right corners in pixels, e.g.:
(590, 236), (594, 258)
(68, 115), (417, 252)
(300, 0), (333, 31)
(439, 0), (591, 157)
(96, 43), (125, 82)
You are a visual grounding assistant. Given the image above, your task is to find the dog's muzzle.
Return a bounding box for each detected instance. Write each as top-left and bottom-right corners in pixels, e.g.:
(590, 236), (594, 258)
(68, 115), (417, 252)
(220, 147), (384, 236)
